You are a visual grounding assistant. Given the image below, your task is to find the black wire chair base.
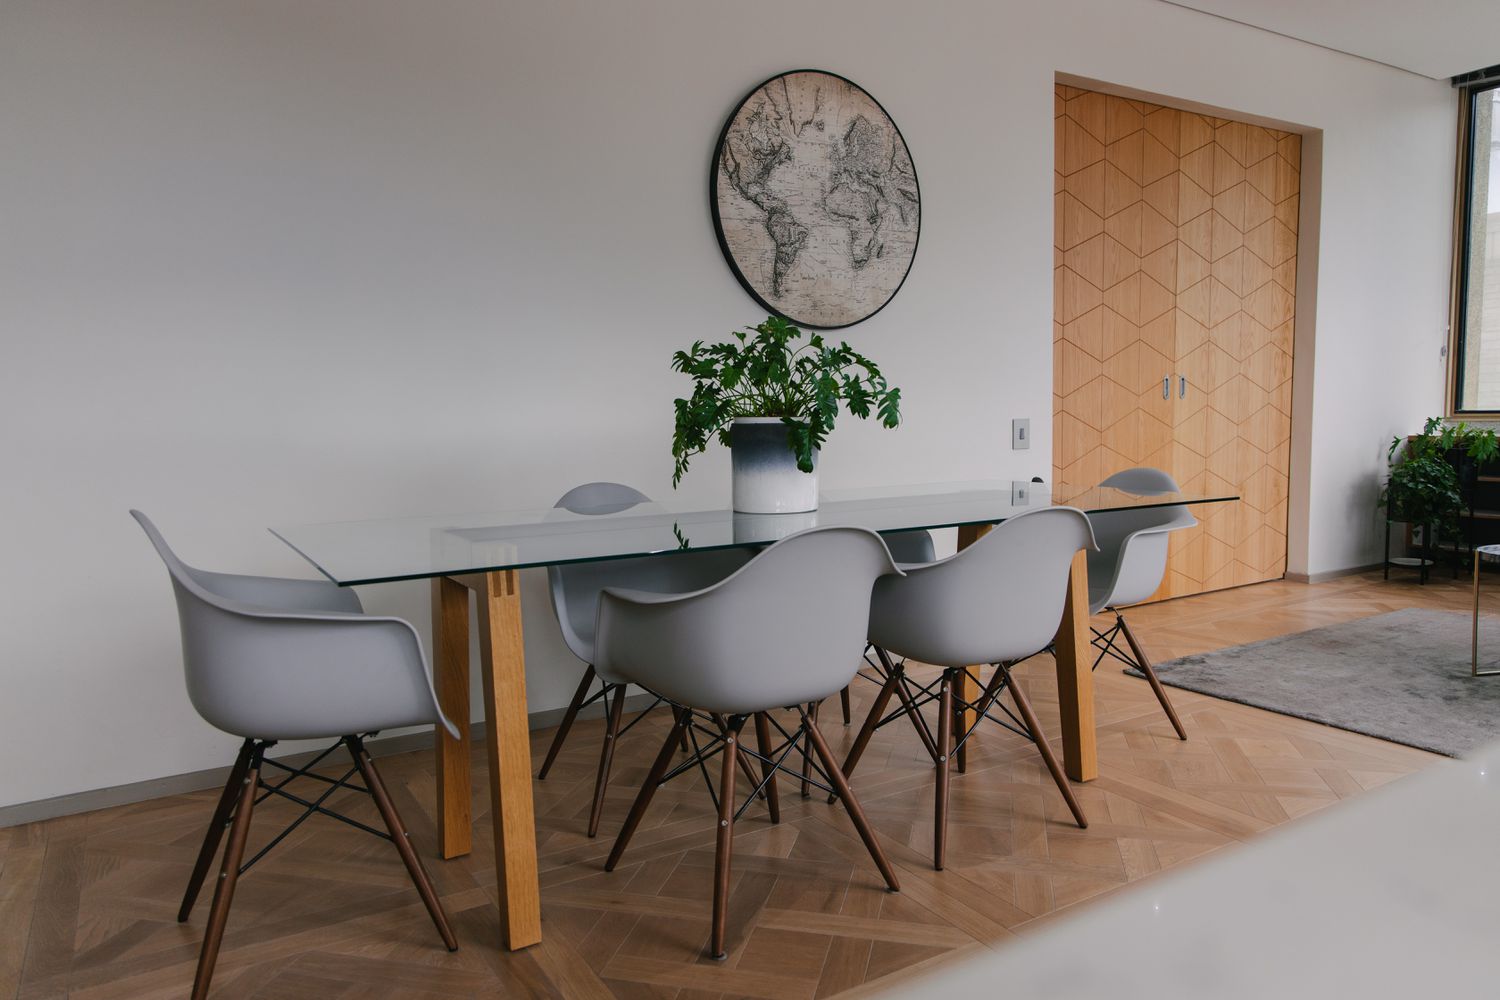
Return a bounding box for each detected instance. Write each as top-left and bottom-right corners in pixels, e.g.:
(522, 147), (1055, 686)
(234, 736), (390, 876)
(858, 655), (1038, 764)
(537, 665), (672, 787)
(1090, 615), (1138, 673)
(181, 734), (458, 1000)
(655, 709), (839, 823)
(607, 701), (901, 961)
(845, 649), (1090, 864)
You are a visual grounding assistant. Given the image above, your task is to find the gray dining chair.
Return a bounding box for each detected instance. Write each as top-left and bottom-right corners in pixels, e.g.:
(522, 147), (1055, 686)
(1087, 467), (1197, 740)
(130, 511), (457, 1000)
(539, 482), (753, 836)
(599, 526), (904, 960)
(842, 507), (1096, 870)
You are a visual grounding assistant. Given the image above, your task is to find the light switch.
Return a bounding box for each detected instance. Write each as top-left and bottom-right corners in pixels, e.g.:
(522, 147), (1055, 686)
(1012, 418), (1030, 450)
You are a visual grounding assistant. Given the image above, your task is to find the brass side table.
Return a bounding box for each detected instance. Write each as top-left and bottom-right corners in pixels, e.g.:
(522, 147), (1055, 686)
(1473, 544), (1500, 676)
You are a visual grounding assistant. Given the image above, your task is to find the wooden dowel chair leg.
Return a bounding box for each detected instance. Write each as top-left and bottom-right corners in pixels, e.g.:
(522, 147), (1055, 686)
(351, 738), (459, 952)
(876, 647), (938, 762)
(800, 701), (819, 798)
(1117, 614), (1187, 741)
(804, 712), (899, 893)
(190, 743), (261, 1000)
(840, 685), (851, 726)
(538, 664), (595, 779)
(754, 712), (780, 824)
(710, 716), (745, 960)
(713, 713), (766, 802)
(587, 685), (627, 838)
(606, 711), (689, 872)
(830, 667), (901, 804)
(1001, 665), (1088, 829)
(179, 739), (253, 923)
(934, 670), (954, 871)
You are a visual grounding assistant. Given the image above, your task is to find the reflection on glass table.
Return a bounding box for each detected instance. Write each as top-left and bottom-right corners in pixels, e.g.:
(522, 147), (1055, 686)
(272, 480), (1238, 587)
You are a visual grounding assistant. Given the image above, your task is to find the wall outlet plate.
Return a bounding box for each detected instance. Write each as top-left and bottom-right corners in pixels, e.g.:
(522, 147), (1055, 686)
(1012, 417), (1030, 450)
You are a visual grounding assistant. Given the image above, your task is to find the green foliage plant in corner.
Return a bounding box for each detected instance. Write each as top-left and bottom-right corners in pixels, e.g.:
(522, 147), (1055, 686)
(669, 315), (903, 486)
(1380, 417), (1500, 543)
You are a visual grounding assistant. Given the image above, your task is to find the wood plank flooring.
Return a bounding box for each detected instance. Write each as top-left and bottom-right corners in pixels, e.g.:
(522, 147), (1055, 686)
(1, 570), (1474, 999)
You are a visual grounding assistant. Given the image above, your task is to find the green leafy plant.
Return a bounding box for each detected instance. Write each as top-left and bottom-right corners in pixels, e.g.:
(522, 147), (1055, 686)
(1379, 417), (1499, 541)
(1448, 420), (1500, 466)
(670, 316), (902, 486)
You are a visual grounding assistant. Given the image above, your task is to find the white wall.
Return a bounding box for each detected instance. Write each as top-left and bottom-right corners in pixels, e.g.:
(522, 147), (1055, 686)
(0, 0), (1455, 809)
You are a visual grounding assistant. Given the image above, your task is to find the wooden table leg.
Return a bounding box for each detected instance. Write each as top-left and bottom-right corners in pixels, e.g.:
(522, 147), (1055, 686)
(954, 526), (990, 744)
(433, 576), (473, 860)
(435, 570), (543, 950)
(470, 570), (542, 950)
(1052, 549), (1098, 781)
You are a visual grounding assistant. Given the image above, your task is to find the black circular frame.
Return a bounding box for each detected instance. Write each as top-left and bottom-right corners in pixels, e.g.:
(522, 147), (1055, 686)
(708, 68), (922, 331)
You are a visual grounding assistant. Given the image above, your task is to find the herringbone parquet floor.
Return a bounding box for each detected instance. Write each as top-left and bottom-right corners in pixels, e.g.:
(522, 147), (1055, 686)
(1, 570), (1470, 999)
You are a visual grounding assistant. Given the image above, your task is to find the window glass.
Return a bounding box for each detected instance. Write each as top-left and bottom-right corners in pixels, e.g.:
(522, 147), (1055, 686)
(1457, 86), (1500, 411)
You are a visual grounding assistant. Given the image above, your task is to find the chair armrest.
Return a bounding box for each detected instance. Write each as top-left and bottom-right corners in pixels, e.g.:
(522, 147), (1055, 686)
(188, 604), (458, 741)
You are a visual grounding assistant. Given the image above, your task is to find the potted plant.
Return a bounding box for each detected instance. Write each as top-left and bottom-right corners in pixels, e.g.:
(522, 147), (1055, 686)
(1380, 417), (1499, 565)
(671, 315), (902, 513)
(1443, 420), (1500, 511)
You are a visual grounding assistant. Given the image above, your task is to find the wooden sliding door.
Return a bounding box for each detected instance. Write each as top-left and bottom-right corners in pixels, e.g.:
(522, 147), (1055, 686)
(1053, 83), (1300, 600)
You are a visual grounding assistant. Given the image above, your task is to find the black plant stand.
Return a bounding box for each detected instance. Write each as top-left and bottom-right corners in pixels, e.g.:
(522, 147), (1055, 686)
(1384, 519), (1435, 585)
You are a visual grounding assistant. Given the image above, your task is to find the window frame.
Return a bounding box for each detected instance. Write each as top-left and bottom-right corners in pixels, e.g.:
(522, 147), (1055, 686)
(1449, 79), (1500, 416)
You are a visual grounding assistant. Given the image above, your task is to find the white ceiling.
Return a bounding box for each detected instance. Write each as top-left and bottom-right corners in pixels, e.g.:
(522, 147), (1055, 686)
(1165, 0), (1499, 79)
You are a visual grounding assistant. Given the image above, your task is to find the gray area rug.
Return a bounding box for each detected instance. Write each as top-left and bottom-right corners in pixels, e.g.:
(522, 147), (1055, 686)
(1129, 608), (1500, 757)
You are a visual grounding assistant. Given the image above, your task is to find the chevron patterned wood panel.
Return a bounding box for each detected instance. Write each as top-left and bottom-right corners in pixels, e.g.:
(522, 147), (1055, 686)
(1054, 84), (1300, 600)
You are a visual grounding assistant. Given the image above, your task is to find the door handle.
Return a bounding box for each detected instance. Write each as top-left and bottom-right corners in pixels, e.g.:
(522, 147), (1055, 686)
(1163, 376), (1170, 400)
(1179, 376), (1187, 399)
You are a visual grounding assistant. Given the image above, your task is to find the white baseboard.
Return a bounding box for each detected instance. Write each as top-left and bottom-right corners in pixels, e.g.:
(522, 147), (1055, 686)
(0, 691), (658, 829)
(1285, 563), (1384, 584)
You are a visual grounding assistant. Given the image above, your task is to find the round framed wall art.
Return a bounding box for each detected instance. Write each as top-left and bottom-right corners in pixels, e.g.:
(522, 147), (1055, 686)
(710, 70), (921, 330)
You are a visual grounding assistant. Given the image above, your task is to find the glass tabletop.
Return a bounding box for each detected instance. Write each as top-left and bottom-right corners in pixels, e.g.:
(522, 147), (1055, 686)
(272, 480), (1239, 586)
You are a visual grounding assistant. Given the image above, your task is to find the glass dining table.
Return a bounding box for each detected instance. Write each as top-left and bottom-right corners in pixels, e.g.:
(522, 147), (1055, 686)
(272, 479), (1236, 951)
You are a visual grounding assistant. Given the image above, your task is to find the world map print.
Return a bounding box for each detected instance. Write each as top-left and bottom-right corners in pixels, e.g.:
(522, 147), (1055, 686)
(712, 71), (920, 329)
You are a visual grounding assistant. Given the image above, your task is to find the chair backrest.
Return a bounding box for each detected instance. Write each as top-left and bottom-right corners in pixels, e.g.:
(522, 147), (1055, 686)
(131, 511), (444, 741)
(882, 529), (935, 564)
(868, 507), (1096, 668)
(546, 482), (749, 664)
(594, 527), (902, 715)
(1088, 468), (1197, 611)
(548, 482), (648, 659)
(554, 481), (652, 515)
(1100, 467), (1178, 495)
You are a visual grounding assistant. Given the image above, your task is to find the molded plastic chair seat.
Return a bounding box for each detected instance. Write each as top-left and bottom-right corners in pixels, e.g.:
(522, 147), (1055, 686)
(599, 527), (904, 959)
(134, 513), (456, 743)
(132, 511), (458, 999)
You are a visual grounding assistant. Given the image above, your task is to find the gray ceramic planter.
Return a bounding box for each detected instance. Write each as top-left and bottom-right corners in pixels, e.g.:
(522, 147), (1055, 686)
(729, 417), (818, 513)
